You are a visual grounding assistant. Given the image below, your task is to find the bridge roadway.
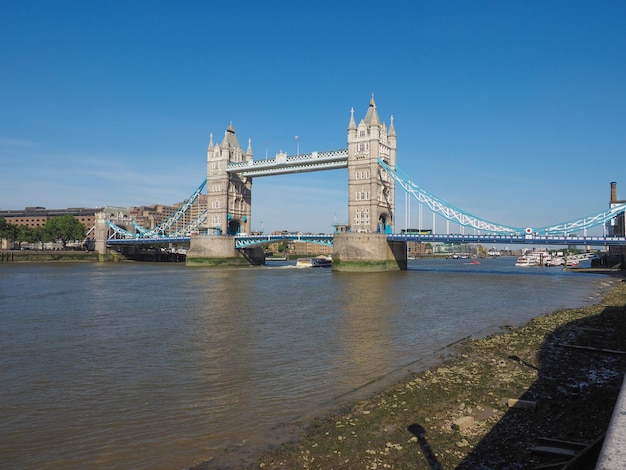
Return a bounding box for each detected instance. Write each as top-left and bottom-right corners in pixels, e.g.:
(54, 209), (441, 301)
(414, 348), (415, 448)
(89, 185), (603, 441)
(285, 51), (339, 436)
(105, 233), (626, 248)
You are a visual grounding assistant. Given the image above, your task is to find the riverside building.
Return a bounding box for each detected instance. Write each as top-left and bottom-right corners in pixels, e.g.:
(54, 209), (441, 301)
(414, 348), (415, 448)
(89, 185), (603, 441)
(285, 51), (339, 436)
(0, 207), (98, 236)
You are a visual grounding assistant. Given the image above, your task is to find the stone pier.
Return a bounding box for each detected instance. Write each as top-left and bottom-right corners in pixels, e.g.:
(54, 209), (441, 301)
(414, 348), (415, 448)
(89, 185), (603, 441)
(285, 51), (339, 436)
(332, 233), (407, 272)
(186, 235), (265, 267)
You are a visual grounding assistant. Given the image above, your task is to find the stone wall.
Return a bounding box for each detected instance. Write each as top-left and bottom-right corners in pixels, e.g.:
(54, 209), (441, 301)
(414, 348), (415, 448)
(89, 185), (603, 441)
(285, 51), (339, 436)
(186, 235), (264, 266)
(332, 233), (407, 272)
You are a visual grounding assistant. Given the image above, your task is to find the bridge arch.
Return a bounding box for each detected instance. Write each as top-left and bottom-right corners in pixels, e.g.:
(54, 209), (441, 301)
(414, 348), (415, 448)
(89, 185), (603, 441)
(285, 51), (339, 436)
(378, 212), (391, 233)
(227, 217), (244, 236)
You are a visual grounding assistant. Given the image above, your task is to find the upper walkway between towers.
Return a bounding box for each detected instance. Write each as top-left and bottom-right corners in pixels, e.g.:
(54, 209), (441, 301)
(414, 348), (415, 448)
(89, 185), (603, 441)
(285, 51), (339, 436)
(225, 149), (348, 177)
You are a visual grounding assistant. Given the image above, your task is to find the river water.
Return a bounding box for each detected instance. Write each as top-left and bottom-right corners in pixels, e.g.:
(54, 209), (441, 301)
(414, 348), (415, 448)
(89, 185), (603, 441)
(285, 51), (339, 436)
(0, 257), (619, 469)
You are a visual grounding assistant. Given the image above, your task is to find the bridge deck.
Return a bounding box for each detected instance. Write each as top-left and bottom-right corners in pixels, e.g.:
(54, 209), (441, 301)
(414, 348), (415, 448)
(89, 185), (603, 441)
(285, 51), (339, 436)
(106, 233), (626, 247)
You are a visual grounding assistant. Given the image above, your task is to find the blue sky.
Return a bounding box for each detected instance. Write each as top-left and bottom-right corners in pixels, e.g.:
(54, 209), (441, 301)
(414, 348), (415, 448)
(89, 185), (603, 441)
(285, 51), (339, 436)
(1, 0), (625, 234)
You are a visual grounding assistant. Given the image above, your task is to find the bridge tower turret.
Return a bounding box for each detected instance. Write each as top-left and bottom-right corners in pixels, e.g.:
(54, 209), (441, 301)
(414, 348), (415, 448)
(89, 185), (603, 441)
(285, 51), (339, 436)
(206, 123), (253, 235)
(347, 95), (396, 233)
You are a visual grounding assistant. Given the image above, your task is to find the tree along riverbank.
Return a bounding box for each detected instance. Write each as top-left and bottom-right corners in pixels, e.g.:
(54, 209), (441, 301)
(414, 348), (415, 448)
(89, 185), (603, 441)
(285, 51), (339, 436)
(198, 276), (626, 469)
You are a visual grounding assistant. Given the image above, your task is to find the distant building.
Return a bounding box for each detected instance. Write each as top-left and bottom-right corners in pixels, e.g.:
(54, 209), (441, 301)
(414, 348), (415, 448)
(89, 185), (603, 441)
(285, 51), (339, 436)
(291, 240), (333, 256)
(607, 182), (626, 258)
(129, 194), (208, 234)
(0, 207), (98, 238)
(406, 240), (430, 257)
(130, 204), (178, 232)
(607, 182), (625, 238)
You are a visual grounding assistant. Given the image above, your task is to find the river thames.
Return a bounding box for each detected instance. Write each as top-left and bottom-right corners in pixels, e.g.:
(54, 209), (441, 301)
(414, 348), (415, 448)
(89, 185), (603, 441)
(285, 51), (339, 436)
(0, 257), (619, 469)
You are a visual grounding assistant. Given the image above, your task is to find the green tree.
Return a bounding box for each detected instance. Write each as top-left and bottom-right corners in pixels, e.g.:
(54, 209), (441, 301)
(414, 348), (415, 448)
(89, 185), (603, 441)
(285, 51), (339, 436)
(45, 215), (85, 249)
(16, 224), (36, 249)
(0, 217), (18, 247)
(33, 226), (51, 250)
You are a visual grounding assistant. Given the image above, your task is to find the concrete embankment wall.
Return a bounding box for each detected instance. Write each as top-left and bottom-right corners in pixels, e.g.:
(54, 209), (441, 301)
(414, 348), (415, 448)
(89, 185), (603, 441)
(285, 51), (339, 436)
(597, 374), (626, 469)
(0, 250), (134, 263)
(0, 251), (101, 263)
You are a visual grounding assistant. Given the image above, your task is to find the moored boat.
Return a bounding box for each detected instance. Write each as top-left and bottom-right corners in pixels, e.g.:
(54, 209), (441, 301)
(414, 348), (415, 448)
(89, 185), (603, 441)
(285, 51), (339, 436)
(515, 249), (552, 267)
(515, 256), (540, 267)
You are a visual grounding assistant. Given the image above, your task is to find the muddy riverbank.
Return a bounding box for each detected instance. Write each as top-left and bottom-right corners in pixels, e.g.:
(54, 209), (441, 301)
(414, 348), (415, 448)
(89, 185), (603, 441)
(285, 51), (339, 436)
(199, 277), (626, 469)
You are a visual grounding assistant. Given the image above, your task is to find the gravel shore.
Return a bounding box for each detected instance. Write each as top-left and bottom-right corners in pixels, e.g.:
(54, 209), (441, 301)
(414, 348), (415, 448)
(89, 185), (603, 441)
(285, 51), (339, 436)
(200, 276), (626, 469)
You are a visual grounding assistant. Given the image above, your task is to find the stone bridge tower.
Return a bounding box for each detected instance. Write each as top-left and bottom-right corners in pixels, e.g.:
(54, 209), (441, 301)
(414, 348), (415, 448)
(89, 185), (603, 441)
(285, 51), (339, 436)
(347, 95), (396, 233)
(206, 123), (253, 235)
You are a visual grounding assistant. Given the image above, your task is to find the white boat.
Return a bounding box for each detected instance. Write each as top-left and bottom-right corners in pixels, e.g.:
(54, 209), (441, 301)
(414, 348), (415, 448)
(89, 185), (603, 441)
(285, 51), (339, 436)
(515, 250), (552, 267)
(516, 251), (596, 268)
(515, 256), (540, 267)
(296, 255), (332, 268)
(545, 256), (565, 267)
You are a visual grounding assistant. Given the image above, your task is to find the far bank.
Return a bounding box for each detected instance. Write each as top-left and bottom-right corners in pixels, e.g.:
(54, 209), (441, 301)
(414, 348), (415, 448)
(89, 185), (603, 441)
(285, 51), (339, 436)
(0, 250), (125, 263)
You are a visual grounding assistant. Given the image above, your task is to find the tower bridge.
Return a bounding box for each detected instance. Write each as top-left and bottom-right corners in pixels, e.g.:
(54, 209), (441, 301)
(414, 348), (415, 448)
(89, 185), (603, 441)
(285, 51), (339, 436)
(98, 96), (626, 270)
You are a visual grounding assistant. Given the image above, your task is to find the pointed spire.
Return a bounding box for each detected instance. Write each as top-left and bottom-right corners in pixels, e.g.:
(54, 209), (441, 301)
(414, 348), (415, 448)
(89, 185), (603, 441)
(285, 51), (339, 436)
(246, 137), (253, 157)
(363, 94), (380, 127)
(348, 106), (357, 130)
(208, 132), (214, 151)
(388, 115), (396, 137)
(370, 106), (379, 125)
(222, 121), (241, 150)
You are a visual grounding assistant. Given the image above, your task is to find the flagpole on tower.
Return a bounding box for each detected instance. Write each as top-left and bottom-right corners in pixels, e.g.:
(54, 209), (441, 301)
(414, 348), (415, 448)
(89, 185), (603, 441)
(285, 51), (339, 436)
(295, 135), (299, 156)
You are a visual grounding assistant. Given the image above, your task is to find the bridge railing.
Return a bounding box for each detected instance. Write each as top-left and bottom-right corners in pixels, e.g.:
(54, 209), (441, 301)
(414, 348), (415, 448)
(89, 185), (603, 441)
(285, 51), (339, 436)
(388, 233), (626, 246)
(233, 233), (334, 249)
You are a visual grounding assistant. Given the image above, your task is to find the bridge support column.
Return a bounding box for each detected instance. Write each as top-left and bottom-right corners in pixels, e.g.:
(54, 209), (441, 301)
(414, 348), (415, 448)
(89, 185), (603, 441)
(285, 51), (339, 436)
(186, 235), (265, 266)
(332, 233), (407, 272)
(93, 212), (111, 260)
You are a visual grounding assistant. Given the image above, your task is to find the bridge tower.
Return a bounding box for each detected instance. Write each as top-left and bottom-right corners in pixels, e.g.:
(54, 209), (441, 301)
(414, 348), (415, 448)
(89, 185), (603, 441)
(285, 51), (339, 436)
(187, 123), (264, 266)
(206, 123), (253, 235)
(333, 96), (406, 272)
(347, 95), (396, 233)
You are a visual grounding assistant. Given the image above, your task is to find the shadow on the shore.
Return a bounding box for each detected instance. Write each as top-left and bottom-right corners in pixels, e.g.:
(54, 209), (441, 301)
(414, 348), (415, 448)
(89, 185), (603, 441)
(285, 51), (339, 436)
(453, 296), (626, 469)
(407, 423), (442, 470)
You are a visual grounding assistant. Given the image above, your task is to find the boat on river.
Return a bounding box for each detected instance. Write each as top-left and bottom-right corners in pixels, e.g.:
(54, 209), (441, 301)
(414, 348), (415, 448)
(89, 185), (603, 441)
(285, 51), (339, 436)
(516, 251), (597, 268)
(296, 255), (332, 268)
(515, 256), (540, 267)
(515, 250), (554, 267)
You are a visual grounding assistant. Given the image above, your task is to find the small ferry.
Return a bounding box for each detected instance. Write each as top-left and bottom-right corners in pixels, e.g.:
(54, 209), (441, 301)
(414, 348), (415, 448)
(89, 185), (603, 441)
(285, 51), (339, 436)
(296, 255), (332, 268)
(515, 256), (540, 267)
(515, 249), (552, 267)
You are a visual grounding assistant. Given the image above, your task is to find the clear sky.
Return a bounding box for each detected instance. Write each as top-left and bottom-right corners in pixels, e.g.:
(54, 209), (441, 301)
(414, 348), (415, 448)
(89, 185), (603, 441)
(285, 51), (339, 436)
(1, 0), (625, 235)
